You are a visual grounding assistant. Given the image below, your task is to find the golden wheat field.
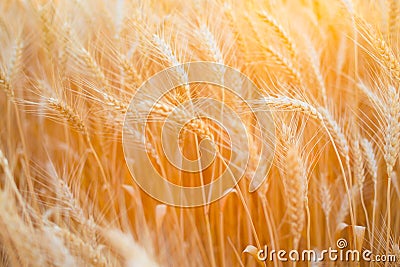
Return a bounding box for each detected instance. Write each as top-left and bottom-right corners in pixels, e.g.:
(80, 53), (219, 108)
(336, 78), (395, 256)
(0, 0), (400, 266)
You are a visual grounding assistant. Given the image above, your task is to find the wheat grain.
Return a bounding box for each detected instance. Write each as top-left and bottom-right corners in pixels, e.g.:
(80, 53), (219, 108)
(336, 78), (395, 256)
(361, 137), (379, 252)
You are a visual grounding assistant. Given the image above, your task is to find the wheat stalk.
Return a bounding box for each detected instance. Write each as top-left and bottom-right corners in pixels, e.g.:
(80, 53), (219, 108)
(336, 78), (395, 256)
(361, 137), (379, 251)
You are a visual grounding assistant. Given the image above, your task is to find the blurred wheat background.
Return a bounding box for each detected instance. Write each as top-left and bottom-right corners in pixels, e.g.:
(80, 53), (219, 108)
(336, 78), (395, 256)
(0, 0), (399, 266)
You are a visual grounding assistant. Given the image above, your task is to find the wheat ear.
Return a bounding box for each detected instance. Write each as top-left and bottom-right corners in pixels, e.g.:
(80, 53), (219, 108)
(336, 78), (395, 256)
(259, 96), (355, 230)
(224, 5), (246, 58)
(284, 145), (307, 249)
(0, 190), (44, 266)
(318, 108), (350, 165)
(198, 24), (224, 64)
(78, 47), (109, 87)
(47, 97), (88, 134)
(388, 0), (399, 39)
(1, 38), (23, 99)
(55, 227), (108, 267)
(258, 11), (297, 59)
(384, 86), (400, 259)
(245, 14), (303, 86)
(384, 86), (400, 179)
(39, 225), (76, 266)
(305, 39), (328, 105)
(118, 54), (143, 88)
(361, 138), (378, 181)
(152, 34), (190, 101)
(358, 82), (385, 111)
(101, 228), (159, 267)
(374, 37), (400, 82)
(352, 138), (370, 233)
(0, 149), (29, 219)
(0, 70), (13, 98)
(358, 18), (400, 81)
(262, 95), (322, 120)
(46, 97), (112, 205)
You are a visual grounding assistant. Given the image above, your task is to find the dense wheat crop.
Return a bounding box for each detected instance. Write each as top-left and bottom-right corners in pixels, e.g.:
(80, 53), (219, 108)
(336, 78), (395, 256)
(0, 0), (399, 266)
